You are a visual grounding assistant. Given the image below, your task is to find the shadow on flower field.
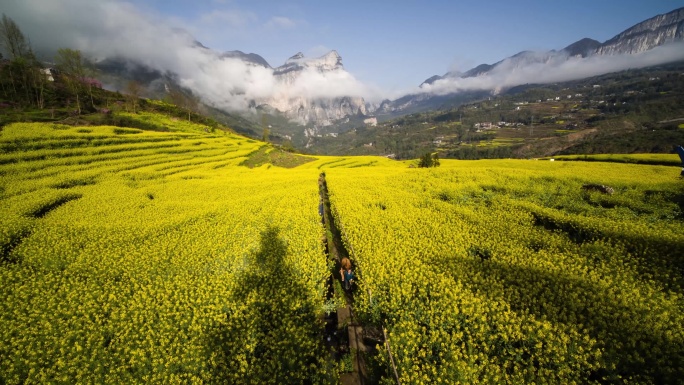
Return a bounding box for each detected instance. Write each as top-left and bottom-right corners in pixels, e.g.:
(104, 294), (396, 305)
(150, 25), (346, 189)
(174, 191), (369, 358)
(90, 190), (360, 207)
(448, 256), (684, 384)
(207, 226), (332, 384)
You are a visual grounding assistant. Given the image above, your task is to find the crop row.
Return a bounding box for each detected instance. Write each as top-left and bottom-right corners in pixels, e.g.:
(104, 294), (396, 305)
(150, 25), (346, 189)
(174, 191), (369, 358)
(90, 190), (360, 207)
(0, 123), (263, 197)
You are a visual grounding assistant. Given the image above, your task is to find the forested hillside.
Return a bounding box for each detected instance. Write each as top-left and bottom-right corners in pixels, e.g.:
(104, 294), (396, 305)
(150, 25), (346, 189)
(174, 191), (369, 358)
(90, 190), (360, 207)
(308, 62), (684, 159)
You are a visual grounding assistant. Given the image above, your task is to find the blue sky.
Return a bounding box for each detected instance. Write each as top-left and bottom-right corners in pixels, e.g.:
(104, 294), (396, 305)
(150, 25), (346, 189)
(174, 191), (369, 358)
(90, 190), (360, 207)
(133, 0), (684, 91)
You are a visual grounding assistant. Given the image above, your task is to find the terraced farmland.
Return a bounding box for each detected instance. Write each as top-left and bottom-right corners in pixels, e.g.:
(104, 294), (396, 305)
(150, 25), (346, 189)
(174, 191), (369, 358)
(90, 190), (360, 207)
(0, 120), (335, 383)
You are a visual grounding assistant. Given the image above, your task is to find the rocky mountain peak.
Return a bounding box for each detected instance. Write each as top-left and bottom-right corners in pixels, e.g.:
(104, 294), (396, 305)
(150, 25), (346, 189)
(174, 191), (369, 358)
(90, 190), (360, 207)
(275, 50), (344, 75)
(220, 50), (271, 68)
(286, 52), (305, 62)
(562, 38), (601, 57)
(421, 75), (444, 86)
(288, 50), (342, 69)
(257, 49), (368, 127)
(596, 7), (684, 55)
(612, 7), (684, 40)
(320, 50), (343, 67)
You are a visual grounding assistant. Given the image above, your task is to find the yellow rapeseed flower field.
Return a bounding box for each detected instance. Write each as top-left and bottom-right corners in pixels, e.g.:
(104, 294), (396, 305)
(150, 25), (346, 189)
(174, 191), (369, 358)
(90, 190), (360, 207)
(1, 118), (683, 384)
(0, 120), (333, 383)
(324, 159), (684, 384)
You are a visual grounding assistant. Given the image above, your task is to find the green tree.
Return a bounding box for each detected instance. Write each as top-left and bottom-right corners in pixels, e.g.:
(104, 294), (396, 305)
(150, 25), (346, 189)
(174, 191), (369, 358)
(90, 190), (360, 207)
(418, 151), (440, 168)
(29, 50), (47, 109)
(0, 14), (45, 107)
(167, 87), (199, 121)
(432, 151), (440, 167)
(261, 114), (270, 142)
(55, 48), (86, 114)
(55, 48), (85, 79)
(185, 93), (199, 121)
(418, 152), (432, 167)
(125, 80), (142, 113)
(0, 14), (28, 60)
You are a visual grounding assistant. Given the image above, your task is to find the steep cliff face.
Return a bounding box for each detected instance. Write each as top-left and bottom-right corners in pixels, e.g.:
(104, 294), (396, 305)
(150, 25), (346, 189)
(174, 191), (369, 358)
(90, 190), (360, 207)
(257, 51), (371, 126)
(299, 97), (367, 127)
(266, 95), (367, 127)
(596, 7), (684, 55)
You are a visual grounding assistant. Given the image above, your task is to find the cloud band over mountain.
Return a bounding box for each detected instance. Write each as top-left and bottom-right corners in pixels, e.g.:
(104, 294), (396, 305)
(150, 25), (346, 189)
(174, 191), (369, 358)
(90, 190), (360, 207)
(2, 0), (375, 111)
(421, 43), (684, 96)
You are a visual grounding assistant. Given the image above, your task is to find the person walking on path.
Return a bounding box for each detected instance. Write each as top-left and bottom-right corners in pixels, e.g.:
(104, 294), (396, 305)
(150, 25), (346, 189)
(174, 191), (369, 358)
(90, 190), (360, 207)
(676, 145), (684, 176)
(340, 257), (355, 292)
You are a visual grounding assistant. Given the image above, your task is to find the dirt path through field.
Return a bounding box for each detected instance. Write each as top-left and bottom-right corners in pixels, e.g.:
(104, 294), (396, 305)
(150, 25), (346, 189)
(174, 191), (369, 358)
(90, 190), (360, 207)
(319, 173), (369, 385)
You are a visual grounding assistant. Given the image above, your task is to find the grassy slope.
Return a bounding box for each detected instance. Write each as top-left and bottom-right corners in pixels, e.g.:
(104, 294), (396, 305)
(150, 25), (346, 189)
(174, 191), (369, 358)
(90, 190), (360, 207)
(549, 153), (682, 166)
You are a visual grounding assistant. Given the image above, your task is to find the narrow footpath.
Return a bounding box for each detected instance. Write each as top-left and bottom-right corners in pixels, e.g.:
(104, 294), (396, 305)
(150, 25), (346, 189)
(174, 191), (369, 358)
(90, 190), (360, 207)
(319, 173), (371, 385)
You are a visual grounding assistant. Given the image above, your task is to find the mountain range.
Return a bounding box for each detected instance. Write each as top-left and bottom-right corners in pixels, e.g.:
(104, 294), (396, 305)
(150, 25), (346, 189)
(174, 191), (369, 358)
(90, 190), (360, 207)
(93, 7), (684, 142)
(431, 7), (684, 82)
(379, 7), (684, 115)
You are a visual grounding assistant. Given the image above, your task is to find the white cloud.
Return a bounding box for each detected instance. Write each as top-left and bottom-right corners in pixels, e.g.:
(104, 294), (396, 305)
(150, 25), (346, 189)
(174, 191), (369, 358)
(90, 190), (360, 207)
(422, 43), (684, 96)
(265, 16), (298, 30)
(200, 9), (257, 28)
(286, 67), (369, 99)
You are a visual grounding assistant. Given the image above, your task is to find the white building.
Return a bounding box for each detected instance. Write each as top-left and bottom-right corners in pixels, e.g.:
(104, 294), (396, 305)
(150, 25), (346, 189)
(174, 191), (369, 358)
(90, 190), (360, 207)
(41, 68), (55, 82)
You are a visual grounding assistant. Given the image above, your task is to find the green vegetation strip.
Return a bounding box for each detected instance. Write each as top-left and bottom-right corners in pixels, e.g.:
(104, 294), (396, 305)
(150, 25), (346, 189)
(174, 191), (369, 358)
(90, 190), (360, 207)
(240, 146), (316, 168)
(550, 153), (681, 166)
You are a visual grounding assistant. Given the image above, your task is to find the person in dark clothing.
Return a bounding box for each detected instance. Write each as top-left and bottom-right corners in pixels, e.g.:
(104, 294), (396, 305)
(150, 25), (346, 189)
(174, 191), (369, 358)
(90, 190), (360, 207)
(676, 145), (684, 176)
(340, 257), (355, 292)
